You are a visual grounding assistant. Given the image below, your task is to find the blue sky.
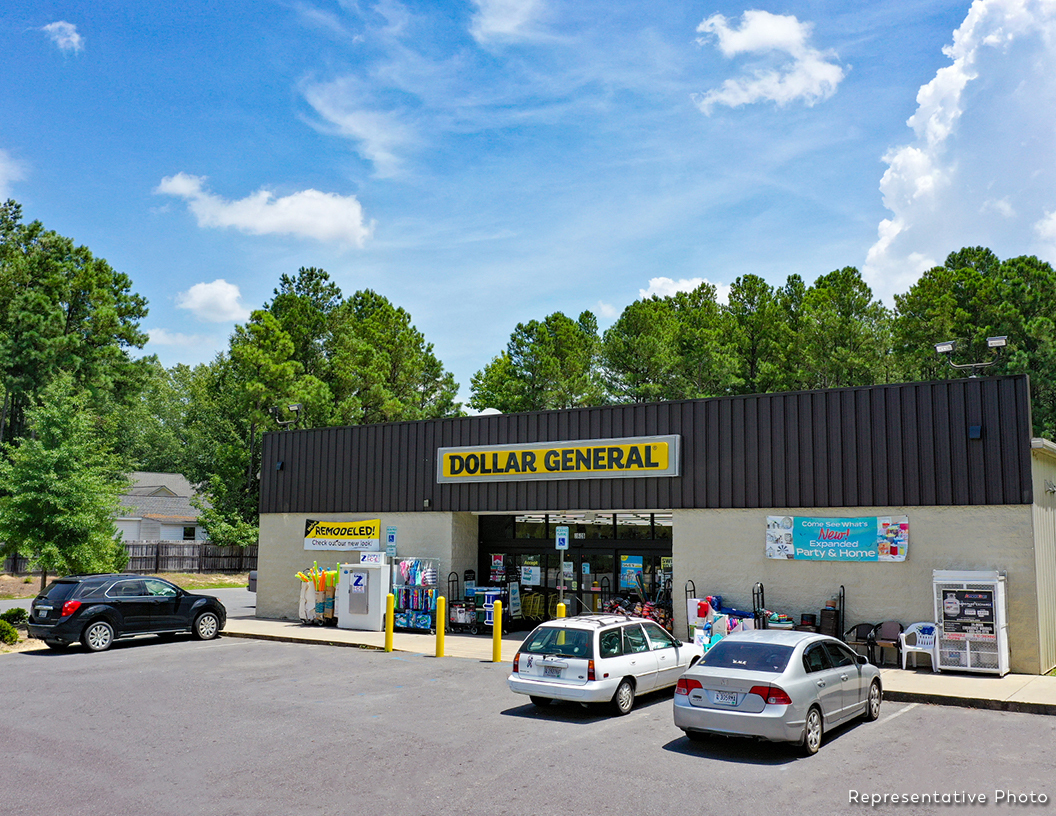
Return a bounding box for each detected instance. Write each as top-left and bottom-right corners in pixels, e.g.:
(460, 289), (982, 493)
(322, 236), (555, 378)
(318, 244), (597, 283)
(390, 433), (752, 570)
(4, 1), (1056, 405)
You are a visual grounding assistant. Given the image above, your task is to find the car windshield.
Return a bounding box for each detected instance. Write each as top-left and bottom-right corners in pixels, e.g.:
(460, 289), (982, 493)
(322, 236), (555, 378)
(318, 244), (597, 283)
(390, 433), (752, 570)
(698, 640), (793, 673)
(520, 626), (594, 659)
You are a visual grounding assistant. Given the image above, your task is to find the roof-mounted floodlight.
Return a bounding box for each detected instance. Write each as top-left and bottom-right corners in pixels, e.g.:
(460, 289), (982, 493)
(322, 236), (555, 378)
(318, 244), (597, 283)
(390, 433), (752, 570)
(935, 336), (1008, 376)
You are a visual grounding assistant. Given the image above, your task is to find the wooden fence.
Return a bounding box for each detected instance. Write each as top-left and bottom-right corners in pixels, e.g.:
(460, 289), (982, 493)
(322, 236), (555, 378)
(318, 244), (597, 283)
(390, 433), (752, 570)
(3, 541), (257, 575)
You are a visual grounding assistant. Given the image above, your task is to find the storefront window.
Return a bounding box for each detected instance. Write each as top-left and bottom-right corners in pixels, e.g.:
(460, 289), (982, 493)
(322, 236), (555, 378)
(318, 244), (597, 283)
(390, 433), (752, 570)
(479, 515), (515, 540)
(653, 513), (673, 540)
(580, 513), (613, 539)
(616, 513), (651, 540)
(516, 515), (547, 539)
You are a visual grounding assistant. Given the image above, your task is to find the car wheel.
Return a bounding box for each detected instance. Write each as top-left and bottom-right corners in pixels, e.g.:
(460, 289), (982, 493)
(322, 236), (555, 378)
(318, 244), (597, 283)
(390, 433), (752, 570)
(864, 680), (882, 721)
(44, 640), (66, 650)
(193, 611), (220, 640)
(611, 678), (635, 715)
(529, 696), (552, 707)
(83, 620), (115, 652)
(802, 706), (823, 756)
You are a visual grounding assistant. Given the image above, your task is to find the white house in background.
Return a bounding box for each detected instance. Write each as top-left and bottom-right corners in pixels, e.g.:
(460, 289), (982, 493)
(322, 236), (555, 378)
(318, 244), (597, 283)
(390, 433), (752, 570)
(114, 472), (209, 542)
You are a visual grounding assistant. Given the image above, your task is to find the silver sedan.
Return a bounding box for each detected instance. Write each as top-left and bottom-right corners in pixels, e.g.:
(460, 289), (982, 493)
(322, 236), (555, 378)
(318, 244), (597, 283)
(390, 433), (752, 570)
(673, 629), (882, 755)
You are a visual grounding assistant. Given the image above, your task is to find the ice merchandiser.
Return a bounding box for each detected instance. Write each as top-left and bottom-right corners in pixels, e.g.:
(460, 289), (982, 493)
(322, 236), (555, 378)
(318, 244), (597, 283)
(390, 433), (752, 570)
(932, 570), (1009, 675)
(337, 557), (390, 631)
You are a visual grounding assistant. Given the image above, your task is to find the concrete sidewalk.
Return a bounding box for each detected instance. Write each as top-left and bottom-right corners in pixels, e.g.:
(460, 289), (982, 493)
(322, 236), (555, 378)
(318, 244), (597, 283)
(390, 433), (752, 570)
(221, 614), (1056, 716)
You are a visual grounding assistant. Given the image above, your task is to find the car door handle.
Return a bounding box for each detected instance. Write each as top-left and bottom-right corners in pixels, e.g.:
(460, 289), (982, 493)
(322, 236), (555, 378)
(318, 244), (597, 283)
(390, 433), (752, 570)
(816, 680), (826, 688)
(840, 674), (849, 681)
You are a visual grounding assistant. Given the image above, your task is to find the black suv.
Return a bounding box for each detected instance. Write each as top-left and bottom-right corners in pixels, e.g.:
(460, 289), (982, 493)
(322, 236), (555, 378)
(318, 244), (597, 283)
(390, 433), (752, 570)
(27, 574), (227, 652)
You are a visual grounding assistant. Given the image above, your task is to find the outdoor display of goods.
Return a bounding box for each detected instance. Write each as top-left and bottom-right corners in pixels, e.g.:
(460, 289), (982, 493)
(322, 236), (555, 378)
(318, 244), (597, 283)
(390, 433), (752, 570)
(448, 600), (478, 634)
(473, 586), (518, 633)
(602, 595), (673, 632)
(391, 557), (439, 633)
(296, 563), (338, 625)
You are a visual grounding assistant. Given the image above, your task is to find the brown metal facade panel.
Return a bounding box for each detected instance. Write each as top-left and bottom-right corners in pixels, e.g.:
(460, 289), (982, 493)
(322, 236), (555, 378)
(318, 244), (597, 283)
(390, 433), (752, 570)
(259, 376), (1035, 514)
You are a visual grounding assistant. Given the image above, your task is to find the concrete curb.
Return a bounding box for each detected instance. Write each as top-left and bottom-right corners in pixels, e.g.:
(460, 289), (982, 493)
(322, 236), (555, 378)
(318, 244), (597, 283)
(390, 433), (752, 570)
(222, 631), (386, 651)
(883, 689), (1056, 717)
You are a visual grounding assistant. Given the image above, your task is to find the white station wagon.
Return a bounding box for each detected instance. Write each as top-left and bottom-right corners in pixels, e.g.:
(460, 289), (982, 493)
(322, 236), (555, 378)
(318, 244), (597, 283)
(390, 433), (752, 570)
(508, 614), (705, 715)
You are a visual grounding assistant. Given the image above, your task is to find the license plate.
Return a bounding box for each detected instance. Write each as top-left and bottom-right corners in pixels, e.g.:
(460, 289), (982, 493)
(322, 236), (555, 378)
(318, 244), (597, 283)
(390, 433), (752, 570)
(37, 609), (47, 618)
(714, 691), (738, 706)
(544, 666), (562, 678)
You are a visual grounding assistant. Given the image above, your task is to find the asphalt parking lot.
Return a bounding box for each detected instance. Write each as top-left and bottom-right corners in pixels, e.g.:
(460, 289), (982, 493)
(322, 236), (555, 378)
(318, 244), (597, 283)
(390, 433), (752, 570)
(3, 635), (1054, 815)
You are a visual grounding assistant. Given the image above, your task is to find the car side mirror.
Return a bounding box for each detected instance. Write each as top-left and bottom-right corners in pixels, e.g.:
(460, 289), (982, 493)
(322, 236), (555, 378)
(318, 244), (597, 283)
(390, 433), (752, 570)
(856, 654), (868, 665)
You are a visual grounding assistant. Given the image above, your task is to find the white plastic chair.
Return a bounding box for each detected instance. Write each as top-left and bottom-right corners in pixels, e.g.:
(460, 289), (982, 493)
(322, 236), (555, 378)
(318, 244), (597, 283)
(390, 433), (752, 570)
(899, 622), (939, 671)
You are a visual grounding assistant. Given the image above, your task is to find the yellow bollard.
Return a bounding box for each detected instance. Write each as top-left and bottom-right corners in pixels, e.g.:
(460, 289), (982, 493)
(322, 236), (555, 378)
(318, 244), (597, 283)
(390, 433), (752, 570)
(436, 596), (446, 658)
(385, 593), (395, 652)
(556, 602), (566, 618)
(492, 600), (503, 663)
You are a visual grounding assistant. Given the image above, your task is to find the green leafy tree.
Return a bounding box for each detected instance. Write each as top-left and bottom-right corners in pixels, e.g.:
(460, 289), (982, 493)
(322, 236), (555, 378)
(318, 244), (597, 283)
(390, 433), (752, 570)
(266, 266), (343, 379)
(0, 199), (149, 444)
(722, 274), (782, 394)
(800, 267), (891, 388)
(327, 290), (460, 423)
(471, 311), (603, 413)
(0, 375), (128, 589)
(108, 358), (190, 473)
(670, 282), (736, 398)
(601, 297), (681, 403)
(226, 311), (302, 525)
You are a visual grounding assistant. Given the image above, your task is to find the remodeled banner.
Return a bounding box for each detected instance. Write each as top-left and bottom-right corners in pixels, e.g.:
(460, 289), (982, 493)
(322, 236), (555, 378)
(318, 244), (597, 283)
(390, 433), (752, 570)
(765, 515), (908, 562)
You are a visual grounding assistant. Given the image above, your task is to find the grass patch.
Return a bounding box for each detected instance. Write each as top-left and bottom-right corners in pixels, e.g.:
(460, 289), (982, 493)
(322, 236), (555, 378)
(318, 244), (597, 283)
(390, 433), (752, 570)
(0, 572), (248, 599)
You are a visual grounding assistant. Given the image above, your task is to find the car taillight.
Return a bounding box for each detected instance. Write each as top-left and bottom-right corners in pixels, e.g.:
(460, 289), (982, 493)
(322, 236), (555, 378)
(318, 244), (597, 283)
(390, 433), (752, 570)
(513, 653), (520, 673)
(587, 659), (596, 681)
(749, 685), (792, 705)
(676, 678), (703, 695)
(61, 600), (82, 617)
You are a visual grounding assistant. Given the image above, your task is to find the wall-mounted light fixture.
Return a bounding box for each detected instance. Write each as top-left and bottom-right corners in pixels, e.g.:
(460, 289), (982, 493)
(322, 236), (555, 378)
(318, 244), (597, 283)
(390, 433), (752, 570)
(423, 498), (431, 509)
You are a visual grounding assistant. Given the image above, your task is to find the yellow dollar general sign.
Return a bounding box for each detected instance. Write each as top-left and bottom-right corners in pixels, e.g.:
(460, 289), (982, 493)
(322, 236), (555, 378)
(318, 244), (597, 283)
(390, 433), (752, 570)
(436, 435), (680, 483)
(304, 519), (381, 551)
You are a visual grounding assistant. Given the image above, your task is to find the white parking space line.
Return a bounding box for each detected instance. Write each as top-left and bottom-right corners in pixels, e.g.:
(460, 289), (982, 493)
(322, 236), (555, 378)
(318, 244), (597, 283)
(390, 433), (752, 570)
(879, 702), (918, 725)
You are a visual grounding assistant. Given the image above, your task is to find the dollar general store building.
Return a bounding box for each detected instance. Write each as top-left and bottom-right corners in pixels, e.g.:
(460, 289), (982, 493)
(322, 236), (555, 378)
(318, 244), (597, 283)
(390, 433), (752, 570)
(257, 374), (1056, 675)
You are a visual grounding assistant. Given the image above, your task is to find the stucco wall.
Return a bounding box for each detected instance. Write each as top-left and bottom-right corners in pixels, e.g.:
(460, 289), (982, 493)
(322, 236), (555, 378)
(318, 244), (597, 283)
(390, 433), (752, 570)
(672, 505), (1042, 674)
(257, 512), (470, 619)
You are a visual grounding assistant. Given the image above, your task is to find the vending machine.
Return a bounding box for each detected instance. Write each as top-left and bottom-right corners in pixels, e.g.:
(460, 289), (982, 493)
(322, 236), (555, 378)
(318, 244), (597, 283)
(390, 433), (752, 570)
(932, 569), (1009, 675)
(337, 555), (390, 631)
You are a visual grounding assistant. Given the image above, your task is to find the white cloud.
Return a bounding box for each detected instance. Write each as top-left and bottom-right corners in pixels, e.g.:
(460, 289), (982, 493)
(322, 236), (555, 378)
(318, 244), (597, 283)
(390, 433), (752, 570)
(1035, 211), (1056, 243)
(175, 279), (252, 324)
(0, 148), (26, 198)
(469, 0), (545, 43)
(639, 276), (731, 304)
(595, 301), (619, 319)
(146, 327), (216, 347)
(693, 10), (844, 114)
(154, 173), (373, 245)
(41, 21), (84, 54)
(983, 197), (1016, 218)
(302, 79), (413, 178)
(864, 0), (1056, 301)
